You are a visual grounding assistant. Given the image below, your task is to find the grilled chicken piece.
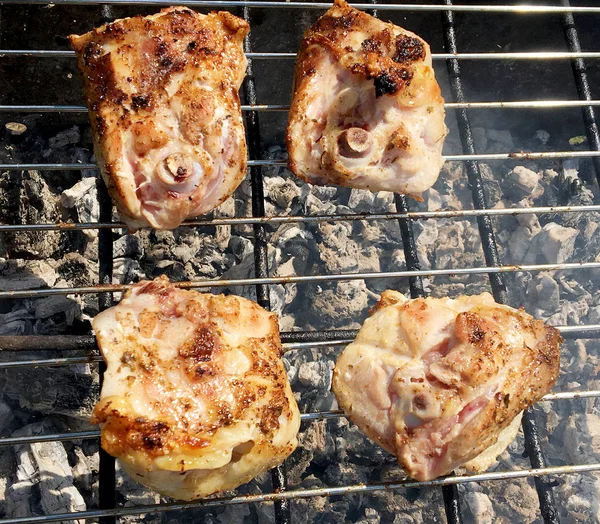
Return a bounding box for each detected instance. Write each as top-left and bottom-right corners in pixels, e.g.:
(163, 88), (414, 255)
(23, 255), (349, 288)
(70, 7), (249, 230)
(332, 291), (561, 481)
(91, 276), (300, 500)
(287, 0), (447, 198)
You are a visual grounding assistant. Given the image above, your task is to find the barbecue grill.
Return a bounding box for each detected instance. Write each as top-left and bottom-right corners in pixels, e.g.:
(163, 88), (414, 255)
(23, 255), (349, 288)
(0, 1), (599, 523)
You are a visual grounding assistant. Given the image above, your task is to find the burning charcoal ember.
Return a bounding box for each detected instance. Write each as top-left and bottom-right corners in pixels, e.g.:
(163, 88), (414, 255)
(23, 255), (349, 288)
(507, 224), (539, 263)
(423, 187), (443, 211)
(501, 480), (542, 523)
(565, 413), (600, 462)
(272, 224), (314, 266)
(60, 177), (99, 239)
(502, 166), (542, 201)
(216, 504), (252, 524)
(317, 222), (359, 273)
(305, 281), (370, 329)
(0, 260), (57, 291)
(34, 296), (80, 324)
(524, 273), (560, 317)
(480, 164), (504, 207)
(56, 253), (98, 288)
(357, 507), (381, 524)
(357, 245), (382, 275)
(112, 235), (143, 259)
(270, 258), (298, 317)
(297, 361), (333, 390)
(48, 126), (81, 150)
(3, 367), (98, 419)
(0, 309), (31, 336)
(414, 220), (438, 270)
(71, 447), (98, 497)
(264, 175), (307, 214)
(214, 196), (236, 251)
(0, 170), (61, 258)
(6, 420), (87, 522)
(346, 189), (395, 213)
(112, 258), (145, 285)
(485, 129), (515, 152)
(116, 463), (161, 508)
(0, 401), (15, 433)
(520, 222), (579, 264)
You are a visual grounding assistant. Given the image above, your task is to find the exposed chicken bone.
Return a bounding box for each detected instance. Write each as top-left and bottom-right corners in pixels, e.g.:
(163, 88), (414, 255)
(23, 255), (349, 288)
(338, 127), (372, 158)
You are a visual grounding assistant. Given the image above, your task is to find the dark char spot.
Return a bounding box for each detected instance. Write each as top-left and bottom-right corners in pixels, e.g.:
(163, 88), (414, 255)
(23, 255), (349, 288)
(374, 73), (398, 98)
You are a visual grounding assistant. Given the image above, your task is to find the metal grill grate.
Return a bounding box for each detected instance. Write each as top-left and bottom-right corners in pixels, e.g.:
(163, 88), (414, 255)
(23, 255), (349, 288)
(1, 1), (600, 523)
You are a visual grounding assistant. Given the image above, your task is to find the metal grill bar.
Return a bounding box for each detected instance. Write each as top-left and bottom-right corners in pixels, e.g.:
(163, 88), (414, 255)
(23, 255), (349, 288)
(0, 261), (598, 299)
(5, 150), (600, 171)
(442, 3), (559, 522)
(1, 3), (598, 523)
(7, 50), (600, 60)
(9, 100), (600, 112)
(0, 331), (359, 351)
(395, 190), (462, 521)
(0, 431), (102, 446)
(93, 4), (116, 520)
(0, 323), (596, 367)
(241, 9), (290, 522)
(1, 204), (599, 232)
(1, 386), (598, 447)
(561, 0), (600, 186)
(6, 1), (600, 14)
(0, 464), (598, 524)
(0, 323), (597, 355)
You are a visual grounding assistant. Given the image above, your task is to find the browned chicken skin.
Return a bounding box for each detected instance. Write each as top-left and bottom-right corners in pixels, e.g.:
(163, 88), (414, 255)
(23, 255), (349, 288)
(287, 0), (447, 198)
(332, 291), (561, 481)
(92, 276), (300, 500)
(70, 7), (249, 229)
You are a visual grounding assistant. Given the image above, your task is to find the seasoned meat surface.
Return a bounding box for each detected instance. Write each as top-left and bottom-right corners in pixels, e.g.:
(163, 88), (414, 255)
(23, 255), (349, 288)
(70, 7), (249, 229)
(92, 276), (300, 500)
(332, 291), (561, 481)
(287, 0), (447, 198)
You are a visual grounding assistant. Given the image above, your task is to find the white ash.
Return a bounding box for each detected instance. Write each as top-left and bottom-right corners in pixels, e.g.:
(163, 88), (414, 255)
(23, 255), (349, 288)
(502, 166), (543, 200)
(463, 491), (494, 522)
(6, 420), (86, 523)
(60, 177), (99, 240)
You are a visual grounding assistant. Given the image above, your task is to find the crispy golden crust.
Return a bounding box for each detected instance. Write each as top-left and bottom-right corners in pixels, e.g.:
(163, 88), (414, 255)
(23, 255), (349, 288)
(92, 276), (299, 500)
(294, 3), (433, 99)
(70, 7), (249, 229)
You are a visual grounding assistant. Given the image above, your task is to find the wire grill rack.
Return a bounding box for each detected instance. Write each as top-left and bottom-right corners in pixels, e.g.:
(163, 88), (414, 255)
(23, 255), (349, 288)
(1, 1), (600, 523)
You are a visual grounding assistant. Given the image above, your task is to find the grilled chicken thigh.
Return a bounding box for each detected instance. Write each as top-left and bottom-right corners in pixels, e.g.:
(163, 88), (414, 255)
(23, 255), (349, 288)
(92, 276), (300, 500)
(287, 0), (446, 198)
(332, 291), (561, 481)
(70, 7), (249, 230)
